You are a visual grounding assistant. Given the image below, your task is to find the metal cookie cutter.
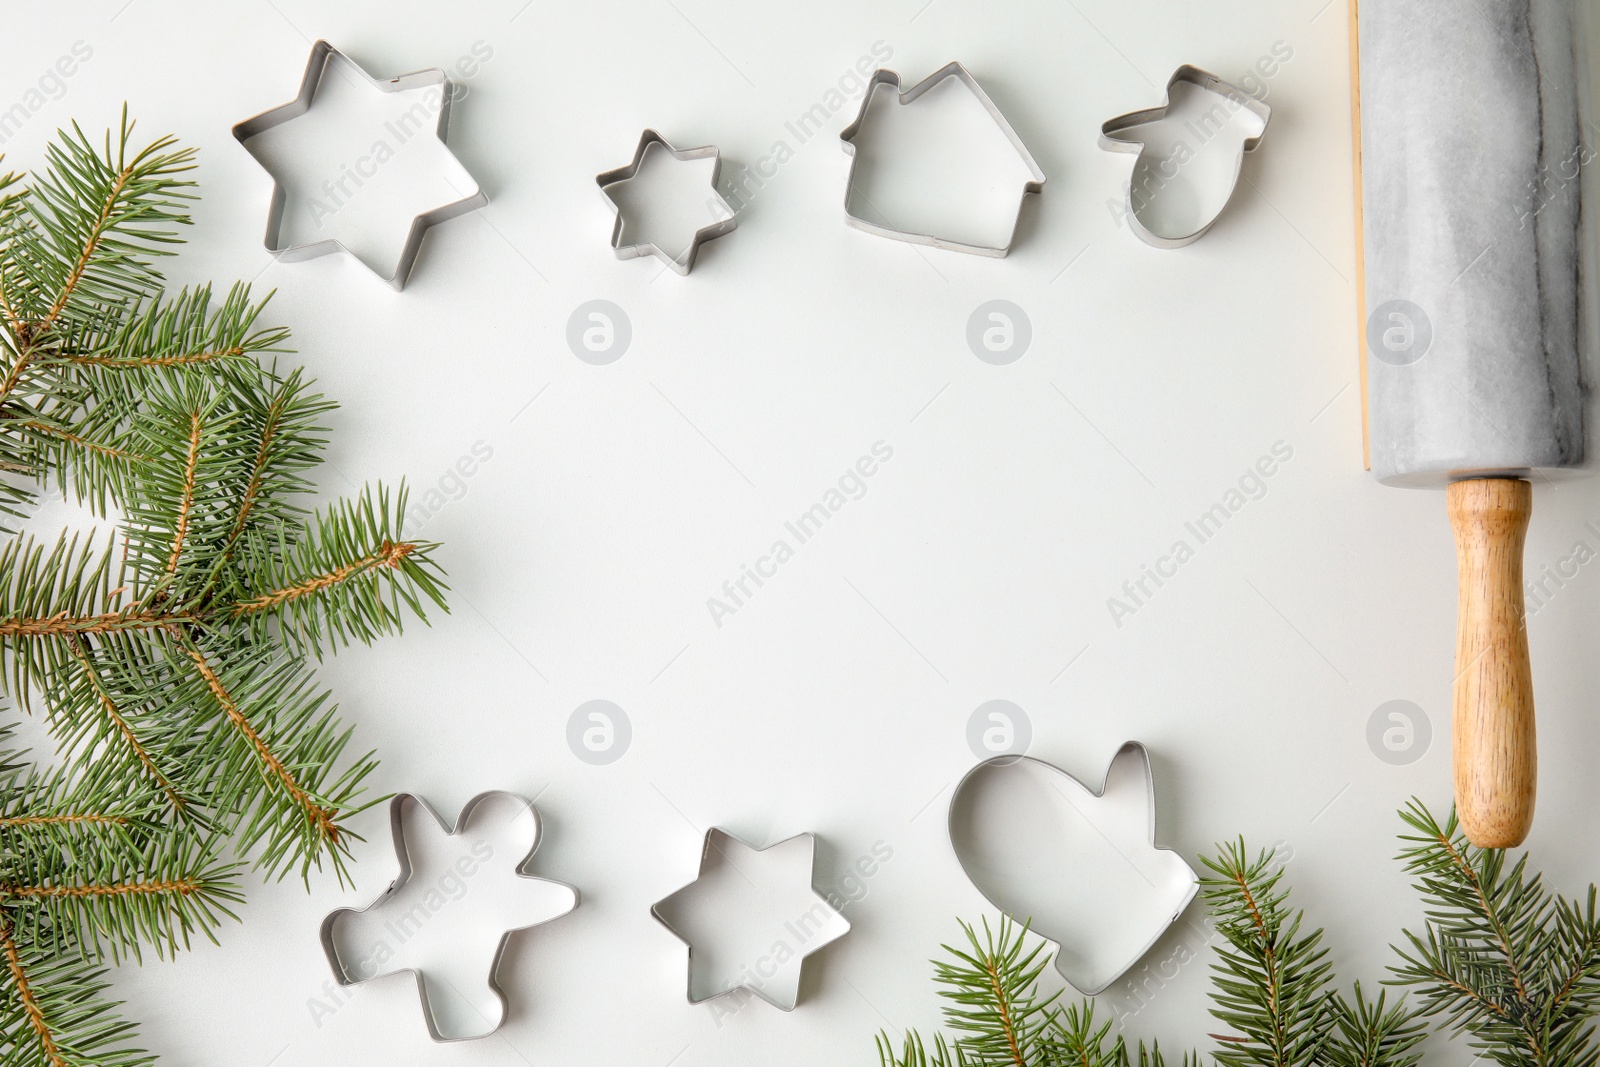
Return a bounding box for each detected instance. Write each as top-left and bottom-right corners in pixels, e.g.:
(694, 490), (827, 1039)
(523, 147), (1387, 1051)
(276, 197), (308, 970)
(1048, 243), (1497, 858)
(232, 40), (488, 290)
(650, 827), (851, 1010)
(839, 62), (1046, 257)
(319, 791), (578, 1042)
(947, 743), (1198, 995)
(1099, 65), (1271, 249)
(596, 129), (738, 275)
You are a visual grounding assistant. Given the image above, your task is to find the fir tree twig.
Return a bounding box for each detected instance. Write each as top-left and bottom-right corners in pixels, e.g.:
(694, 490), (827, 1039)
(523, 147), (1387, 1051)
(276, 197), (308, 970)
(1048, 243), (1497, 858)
(1388, 799), (1600, 1067)
(0, 112), (449, 1065)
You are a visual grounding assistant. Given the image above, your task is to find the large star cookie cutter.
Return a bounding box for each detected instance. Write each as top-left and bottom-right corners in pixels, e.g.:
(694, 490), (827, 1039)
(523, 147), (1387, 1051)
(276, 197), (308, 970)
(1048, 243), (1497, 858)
(595, 129), (738, 276)
(232, 40), (488, 289)
(948, 743), (1198, 995)
(838, 61), (1046, 257)
(1099, 65), (1271, 249)
(318, 791), (578, 1042)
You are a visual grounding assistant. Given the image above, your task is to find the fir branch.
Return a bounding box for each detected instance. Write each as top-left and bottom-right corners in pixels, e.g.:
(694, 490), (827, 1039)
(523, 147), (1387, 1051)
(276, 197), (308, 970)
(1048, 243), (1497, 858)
(0, 609), (176, 638)
(0, 112), (448, 1063)
(6, 107), (195, 341)
(232, 538), (417, 616)
(7, 402), (138, 522)
(0, 923), (153, 1067)
(0, 814), (127, 828)
(117, 373), (252, 592)
(1201, 840), (1336, 1067)
(934, 917), (1059, 1065)
(0, 107), (195, 533)
(1199, 840), (1426, 1067)
(0, 532), (146, 706)
(1324, 985), (1426, 1067)
(212, 364), (328, 552)
(1387, 800), (1600, 1067)
(53, 347), (240, 369)
(0, 167), (30, 339)
(163, 407), (200, 575)
(878, 917), (1195, 1067)
(1, 820), (241, 965)
(1, 914), (70, 1067)
(4, 880), (210, 902)
(43, 283), (282, 374)
(233, 484), (446, 655)
(11, 419), (145, 464)
(0, 741), (157, 854)
(56, 633), (188, 816)
(884, 819), (1599, 1067)
(877, 1029), (955, 1067)
(163, 633), (376, 882)
(1046, 1001), (1188, 1067)
(170, 635), (338, 841)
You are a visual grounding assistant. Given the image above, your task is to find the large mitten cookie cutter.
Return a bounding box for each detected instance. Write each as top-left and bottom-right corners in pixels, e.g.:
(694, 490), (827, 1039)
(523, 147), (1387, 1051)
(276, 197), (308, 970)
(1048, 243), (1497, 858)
(232, 40), (487, 289)
(1099, 65), (1270, 249)
(319, 791), (578, 1042)
(948, 744), (1198, 994)
(839, 62), (1046, 257)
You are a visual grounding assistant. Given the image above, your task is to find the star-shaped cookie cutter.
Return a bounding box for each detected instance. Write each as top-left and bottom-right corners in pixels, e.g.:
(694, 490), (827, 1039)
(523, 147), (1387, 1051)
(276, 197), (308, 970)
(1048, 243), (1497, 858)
(839, 62), (1047, 257)
(650, 827), (850, 1010)
(318, 791), (578, 1042)
(595, 129), (738, 275)
(1098, 65), (1271, 249)
(232, 40), (488, 290)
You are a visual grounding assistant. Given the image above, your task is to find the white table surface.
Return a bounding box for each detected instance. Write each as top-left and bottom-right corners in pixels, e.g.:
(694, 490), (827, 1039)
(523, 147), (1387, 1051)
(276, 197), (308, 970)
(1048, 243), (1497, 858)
(7, 1), (1600, 1064)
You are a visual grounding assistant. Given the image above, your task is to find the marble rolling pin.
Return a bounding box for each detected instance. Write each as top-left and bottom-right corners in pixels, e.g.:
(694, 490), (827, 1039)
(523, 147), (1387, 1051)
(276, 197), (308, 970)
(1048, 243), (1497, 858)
(1352, 0), (1595, 846)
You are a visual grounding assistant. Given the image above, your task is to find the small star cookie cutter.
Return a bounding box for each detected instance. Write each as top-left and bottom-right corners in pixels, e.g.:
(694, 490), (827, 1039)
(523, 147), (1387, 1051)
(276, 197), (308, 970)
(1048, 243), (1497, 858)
(838, 61), (1046, 257)
(318, 791), (578, 1043)
(596, 129), (738, 275)
(1098, 65), (1271, 249)
(650, 827), (851, 1010)
(232, 40), (488, 290)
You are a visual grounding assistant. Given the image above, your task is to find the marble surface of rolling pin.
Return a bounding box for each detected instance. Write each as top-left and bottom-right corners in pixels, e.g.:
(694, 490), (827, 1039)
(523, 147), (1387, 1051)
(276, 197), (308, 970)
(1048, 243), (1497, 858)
(1361, 0), (1594, 486)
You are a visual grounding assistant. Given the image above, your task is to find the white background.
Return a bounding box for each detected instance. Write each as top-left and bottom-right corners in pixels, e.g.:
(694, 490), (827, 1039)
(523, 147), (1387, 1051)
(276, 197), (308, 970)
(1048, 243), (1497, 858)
(7, 1), (1600, 1065)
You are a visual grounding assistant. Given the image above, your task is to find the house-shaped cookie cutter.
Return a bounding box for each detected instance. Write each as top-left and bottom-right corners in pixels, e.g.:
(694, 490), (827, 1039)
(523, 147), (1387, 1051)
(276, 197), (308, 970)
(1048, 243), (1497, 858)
(839, 62), (1046, 257)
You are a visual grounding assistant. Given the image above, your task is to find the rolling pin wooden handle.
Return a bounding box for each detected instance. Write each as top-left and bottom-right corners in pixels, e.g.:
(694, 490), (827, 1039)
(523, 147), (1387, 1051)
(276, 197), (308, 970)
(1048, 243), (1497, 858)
(1447, 478), (1535, 848)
